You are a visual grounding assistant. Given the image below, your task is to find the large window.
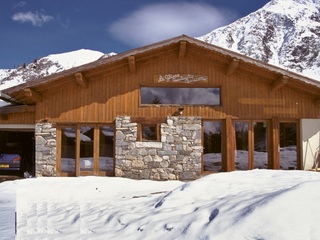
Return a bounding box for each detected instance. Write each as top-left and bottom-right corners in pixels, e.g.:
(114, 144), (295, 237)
(61, 127), (76, 174)
(58, 124), (114, 176)
(203, 121), (222, 172)
(141, 87), (220, 105)
(234, 122), (249, 170)
(99, 126), (115, 172)
(233, 121), (270, 170)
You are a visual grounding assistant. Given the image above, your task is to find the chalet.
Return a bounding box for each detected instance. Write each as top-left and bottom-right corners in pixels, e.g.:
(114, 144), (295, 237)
(0, 35), (319, 180)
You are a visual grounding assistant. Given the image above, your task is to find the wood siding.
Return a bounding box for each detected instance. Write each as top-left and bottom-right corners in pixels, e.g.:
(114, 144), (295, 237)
(0, 112), (35, 124)
(35, 51), (319, 123)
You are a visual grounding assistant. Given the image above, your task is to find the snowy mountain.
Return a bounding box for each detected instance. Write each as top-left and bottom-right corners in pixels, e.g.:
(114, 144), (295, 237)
(197, 0), (320, 81)
(0, 49), (115, 91)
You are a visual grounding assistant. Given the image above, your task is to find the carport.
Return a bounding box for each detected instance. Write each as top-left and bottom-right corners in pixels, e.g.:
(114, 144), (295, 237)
(0, 124), (35, 176)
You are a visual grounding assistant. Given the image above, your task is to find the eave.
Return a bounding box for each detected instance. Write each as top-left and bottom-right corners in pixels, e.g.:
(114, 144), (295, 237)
(0, 104), (36, 115)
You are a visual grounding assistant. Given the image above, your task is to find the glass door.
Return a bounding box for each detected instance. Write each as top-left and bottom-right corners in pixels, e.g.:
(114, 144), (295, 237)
(233, 121), (270, 170)
(279, 122), (297, 170)
(58, 124), (115, 176)
(99, 126), (115, 174)
(234, 122), (249, 170)
(253, 121), (269, 169)
(79, 126), (95, 175)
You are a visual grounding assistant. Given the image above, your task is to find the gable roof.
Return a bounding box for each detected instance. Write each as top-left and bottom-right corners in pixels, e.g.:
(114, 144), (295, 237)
(1, 35), (320, 105)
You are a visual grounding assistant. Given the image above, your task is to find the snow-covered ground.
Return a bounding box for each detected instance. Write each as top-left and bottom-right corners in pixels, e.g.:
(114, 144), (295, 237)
(1, 170), (320, 239)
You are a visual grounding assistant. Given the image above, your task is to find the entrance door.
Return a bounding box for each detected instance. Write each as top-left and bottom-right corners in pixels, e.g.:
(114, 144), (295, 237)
(234, 121), (269, 170)
(279, 122), (297, 170)
(79, 126), (95, 175)
(253, 121), (269, 169)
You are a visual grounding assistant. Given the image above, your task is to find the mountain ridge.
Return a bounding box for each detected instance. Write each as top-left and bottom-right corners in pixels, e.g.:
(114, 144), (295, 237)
(197, 0), (320, 81)
(0, 49), (116, 91)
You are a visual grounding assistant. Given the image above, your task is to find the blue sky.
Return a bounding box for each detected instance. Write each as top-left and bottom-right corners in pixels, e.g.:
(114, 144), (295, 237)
(0, 0), (270, 69)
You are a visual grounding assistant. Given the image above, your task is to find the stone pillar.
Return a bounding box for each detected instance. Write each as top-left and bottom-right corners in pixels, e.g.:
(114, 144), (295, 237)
(35, 123), (57, 177)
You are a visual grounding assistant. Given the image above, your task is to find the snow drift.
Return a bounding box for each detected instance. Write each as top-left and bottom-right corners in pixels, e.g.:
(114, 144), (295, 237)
(1, 170), (319, 239)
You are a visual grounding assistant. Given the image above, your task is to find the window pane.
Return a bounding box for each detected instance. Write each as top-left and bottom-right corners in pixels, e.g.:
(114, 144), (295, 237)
(99, 126), (114, 172)
(253, 122), (268, 169)
(61, 127), (76, 173)
(80, 126), (94, 172)
(142, 125), (157, 141)
(141, 87), (220, 105)
(235, 122), (249, 170)
(280, 123), (297, 170)
(203, 121), (222, 172)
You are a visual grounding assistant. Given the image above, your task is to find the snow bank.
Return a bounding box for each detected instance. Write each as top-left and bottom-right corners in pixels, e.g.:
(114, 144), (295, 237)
(1, 170), (320, 239)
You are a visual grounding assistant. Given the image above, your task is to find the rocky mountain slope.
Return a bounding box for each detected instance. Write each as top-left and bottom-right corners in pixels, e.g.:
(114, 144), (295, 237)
(0, 49), (115, 91)
(197, 0), (320, 81)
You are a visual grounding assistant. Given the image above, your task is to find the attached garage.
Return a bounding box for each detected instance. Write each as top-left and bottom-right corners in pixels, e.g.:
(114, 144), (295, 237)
(0, 125), (35, 176)
(0, 104), (35, 177)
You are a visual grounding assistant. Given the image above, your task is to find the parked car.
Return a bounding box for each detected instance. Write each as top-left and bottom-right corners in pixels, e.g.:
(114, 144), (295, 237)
(0, 154), (22, 170)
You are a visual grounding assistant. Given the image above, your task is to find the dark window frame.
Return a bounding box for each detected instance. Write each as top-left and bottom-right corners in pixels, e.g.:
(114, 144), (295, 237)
(140, 87), (221, 106)
(138, 123), (161, 142)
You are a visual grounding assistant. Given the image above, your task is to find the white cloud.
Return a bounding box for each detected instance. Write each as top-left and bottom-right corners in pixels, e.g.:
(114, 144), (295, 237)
(12, 11), (54, 27)
(108, 2), (237, 47)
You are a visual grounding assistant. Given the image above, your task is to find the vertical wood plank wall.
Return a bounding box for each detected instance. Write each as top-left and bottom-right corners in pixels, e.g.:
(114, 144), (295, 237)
(0, 112), (35, 124)
(35, 52), (319, 123)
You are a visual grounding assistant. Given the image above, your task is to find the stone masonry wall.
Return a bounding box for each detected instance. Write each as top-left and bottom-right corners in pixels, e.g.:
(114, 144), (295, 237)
(115, 116), (202, 180)
(35, 122), (57, 177)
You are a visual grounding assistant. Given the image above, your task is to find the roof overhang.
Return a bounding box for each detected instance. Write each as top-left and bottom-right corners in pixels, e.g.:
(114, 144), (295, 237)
(0, 104), (35, 118)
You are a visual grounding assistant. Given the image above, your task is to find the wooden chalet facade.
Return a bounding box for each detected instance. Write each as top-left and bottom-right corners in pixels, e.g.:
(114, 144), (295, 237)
(0, 35), (319, 180)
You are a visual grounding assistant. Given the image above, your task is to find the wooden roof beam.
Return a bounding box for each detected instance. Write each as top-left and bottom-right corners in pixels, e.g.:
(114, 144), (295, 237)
(75, 72), (88, 88)
(24, 88), (42, 102)
(179, 41), (187, 59)
(271, 75), (289, 92)
(128, 55), (136, 73)
(226, 58), (239, 76)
